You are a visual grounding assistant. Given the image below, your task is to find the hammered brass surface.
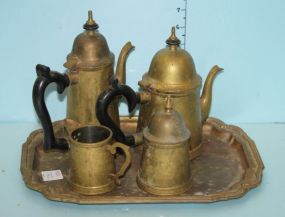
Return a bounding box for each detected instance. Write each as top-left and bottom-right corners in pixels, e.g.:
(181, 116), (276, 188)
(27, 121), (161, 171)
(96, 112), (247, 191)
(20, 117), (264, 204)
(136, 27), (223, 155)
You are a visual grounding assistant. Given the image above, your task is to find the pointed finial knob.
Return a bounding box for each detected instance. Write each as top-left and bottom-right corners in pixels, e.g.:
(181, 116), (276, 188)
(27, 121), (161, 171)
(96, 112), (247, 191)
(165, 96), (173, 113)
(83, 10), (99, 30)
(166, 27), (181, 46)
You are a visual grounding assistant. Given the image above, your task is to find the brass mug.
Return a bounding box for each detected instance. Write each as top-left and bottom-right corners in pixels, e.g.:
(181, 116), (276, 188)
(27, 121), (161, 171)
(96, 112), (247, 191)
(67, 125), (131, 195)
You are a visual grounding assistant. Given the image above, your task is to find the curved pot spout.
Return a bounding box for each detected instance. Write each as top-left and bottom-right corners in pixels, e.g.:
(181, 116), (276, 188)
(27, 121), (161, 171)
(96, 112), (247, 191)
(200, 65), (223, 123)
(115, 42), (135, 84)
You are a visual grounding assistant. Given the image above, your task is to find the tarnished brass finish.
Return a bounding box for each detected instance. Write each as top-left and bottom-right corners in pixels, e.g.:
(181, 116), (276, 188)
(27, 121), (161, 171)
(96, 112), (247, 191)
(65, 11), (134, 125)
(20, 117), (264, 203)
(137, 98), (192, 195)
(68, 125), (131, 195)
(137, 27), (223, 157)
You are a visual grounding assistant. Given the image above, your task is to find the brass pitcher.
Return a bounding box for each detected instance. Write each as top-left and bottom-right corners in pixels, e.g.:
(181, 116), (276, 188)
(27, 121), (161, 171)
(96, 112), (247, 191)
(68, 125), (131, 195)
(96, 27), (223, 159)
(137, 97), (192, 195)
(32, 11), (135, 150)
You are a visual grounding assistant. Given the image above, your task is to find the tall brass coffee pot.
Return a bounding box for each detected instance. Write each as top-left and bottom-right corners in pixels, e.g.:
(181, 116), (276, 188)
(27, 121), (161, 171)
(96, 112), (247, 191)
(32, 11), (135, 150)
(96, 27), (223, 159)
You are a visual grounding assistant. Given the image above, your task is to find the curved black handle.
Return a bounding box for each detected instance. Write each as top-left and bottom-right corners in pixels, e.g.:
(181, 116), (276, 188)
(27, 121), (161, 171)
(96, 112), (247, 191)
(96, 79), (139, 147)
(32, 64), (70, 150)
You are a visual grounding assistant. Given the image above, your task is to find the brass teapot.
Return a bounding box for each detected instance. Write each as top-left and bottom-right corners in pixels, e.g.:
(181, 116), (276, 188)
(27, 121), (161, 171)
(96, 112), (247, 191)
(96, 27), (223, 158)
(32, 11), (135, 150)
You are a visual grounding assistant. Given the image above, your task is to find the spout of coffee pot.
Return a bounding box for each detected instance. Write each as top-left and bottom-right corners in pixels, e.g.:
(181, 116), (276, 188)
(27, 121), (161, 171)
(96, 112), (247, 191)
(115, 42), (135, 84)
(200, 65), (223, 123)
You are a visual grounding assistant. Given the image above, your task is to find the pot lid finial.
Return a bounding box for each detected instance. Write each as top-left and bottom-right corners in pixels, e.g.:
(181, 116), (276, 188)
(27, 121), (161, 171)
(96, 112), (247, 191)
(166, 27), (181, 46)
(83, 10), (99, 30)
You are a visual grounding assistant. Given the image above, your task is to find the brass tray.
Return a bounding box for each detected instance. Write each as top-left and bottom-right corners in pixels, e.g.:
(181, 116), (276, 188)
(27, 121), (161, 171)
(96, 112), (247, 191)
(20, 117), (264, 204)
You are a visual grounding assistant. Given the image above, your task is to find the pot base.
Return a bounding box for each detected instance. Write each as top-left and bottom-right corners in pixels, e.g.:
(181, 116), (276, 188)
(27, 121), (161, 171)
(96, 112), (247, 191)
(68, 179), (116, 195)
(136, 174), (192, 196)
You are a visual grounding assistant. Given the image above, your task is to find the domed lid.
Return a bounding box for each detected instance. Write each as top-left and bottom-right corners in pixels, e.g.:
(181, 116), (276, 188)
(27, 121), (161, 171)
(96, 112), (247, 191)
(64, 11), (114, 69)
(144, 97), (190, 144)
(138, 27), (201, 93)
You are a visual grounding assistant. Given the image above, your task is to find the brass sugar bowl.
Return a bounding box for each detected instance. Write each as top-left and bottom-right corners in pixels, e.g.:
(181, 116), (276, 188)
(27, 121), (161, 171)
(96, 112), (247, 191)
(137, 97), (192, 195)
(32, 11), (135, 150)
(96, 27), (223, 159)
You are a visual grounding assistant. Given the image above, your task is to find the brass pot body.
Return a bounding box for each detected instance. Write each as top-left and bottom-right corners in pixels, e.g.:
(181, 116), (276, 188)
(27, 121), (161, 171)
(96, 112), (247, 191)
(137, 99), (192, 195)
(137, 136), (192, 195)
(66, 66), (119, 125)
(68, 125), (131, 195)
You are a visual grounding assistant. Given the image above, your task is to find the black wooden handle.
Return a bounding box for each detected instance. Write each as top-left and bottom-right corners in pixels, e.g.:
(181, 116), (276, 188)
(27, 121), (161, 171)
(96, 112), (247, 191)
(96, 79), (139, 147)
(32, 64), (70, 150)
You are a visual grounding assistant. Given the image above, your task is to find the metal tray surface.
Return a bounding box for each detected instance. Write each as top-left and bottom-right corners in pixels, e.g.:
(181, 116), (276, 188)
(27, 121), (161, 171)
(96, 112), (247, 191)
(20, 117), (264, 204)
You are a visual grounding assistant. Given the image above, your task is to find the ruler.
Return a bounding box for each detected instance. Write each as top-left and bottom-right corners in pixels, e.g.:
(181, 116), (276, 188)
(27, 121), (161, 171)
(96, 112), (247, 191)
(175, 0), (188, 49)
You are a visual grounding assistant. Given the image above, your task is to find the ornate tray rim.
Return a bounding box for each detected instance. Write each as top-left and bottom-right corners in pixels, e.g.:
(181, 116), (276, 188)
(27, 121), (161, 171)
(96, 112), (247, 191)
(20, 117), (264, 204)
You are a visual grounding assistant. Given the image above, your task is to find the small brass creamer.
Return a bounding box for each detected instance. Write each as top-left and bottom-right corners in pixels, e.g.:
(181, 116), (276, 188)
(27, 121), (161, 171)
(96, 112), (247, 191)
(68, 125), (131, 195)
